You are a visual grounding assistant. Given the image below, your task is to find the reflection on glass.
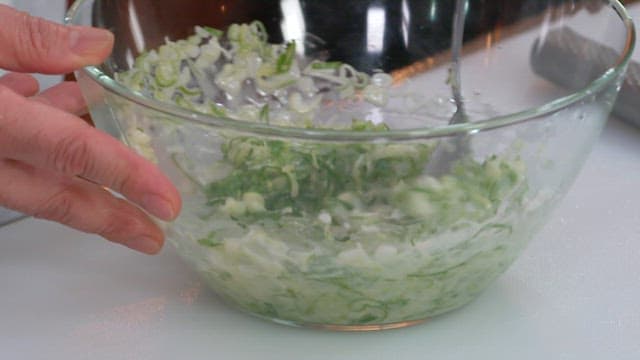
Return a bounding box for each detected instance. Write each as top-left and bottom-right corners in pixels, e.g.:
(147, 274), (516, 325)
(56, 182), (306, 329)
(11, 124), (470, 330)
(280, 0), (305, 54)
(429, 0), (437, 22)
(367, 5), (386, 53)
(127, 1), (145, 52)
(401, 0), (410, 48)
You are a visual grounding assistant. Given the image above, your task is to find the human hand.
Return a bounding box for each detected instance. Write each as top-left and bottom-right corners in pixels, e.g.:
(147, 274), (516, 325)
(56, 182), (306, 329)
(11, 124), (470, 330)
(0, 5), (181, 254)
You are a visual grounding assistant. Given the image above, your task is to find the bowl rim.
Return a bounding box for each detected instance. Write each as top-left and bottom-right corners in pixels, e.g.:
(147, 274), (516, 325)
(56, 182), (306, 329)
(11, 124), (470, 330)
(65, 0), (636, 141)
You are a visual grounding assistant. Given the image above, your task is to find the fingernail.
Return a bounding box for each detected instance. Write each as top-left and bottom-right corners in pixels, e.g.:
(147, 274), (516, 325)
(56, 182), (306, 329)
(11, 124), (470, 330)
(141, 194), (176, 220)
(69, 27), (114, 57)
(127, 236), (162, 255)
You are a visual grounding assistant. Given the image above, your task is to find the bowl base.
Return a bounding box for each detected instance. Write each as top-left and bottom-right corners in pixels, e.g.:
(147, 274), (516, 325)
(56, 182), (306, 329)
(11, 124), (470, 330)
(265, 316), (430, 332)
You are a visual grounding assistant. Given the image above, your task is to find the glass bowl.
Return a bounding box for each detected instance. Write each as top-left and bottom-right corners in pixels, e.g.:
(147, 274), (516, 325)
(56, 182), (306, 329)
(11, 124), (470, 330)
(66, 0), (634, 331)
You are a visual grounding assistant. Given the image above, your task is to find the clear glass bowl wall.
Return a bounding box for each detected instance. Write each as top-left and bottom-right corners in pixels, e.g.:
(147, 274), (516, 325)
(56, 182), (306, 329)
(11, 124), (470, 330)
(67, 0), (634, 330)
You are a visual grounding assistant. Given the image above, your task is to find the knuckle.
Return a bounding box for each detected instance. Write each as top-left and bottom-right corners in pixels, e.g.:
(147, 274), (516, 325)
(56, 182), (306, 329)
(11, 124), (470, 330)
(110, 163), (137, 195)
(33, 188), (76, 224)
(96, 213), (126, 240)
(97, 203), (144, 241)
(49, 129), (95, 176)
(17, 13), (67, 65)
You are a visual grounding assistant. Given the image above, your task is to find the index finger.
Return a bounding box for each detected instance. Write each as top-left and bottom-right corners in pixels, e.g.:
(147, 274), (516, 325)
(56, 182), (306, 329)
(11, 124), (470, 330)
(0, 86), (181, 221)
(0, 5), (113, 74)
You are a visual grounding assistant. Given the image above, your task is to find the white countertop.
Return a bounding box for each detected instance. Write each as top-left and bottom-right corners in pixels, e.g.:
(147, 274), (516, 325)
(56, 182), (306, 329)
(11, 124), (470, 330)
(1, 3), (640, 359)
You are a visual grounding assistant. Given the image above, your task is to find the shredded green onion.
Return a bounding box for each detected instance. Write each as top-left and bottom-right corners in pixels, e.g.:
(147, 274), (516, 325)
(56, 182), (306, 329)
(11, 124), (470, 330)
(113, 22), (533, 325)
(276, 41), (297, 74)
(116, 21), (393, 127)
(203, 26), (223, 38)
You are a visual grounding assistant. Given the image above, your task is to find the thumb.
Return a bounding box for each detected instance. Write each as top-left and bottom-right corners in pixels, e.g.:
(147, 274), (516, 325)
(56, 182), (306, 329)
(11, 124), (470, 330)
(0, 5), (114, 74)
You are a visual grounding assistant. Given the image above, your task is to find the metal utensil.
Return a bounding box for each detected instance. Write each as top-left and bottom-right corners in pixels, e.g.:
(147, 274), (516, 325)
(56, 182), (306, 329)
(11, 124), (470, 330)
(426, 0), (470, 176)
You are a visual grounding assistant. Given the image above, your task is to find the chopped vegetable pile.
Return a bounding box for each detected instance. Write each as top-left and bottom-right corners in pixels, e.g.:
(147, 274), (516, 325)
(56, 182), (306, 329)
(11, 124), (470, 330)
(116, 21), (393, 128)
(116, 22), (531, 326)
